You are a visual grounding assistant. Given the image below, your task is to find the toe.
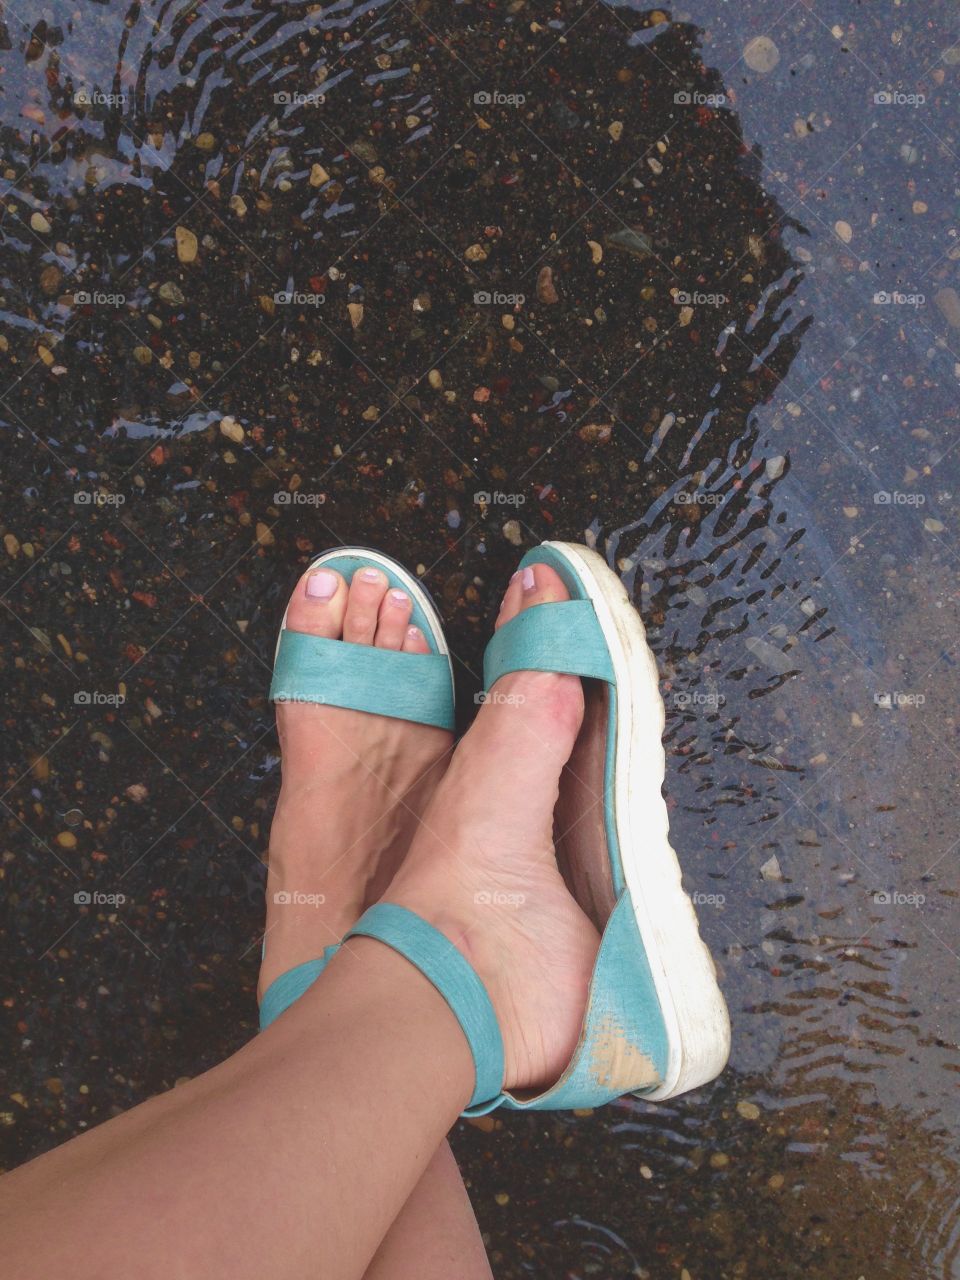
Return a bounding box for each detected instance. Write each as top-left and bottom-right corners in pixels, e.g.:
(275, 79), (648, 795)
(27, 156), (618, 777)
(284, 566), (347, 638)
(375, 588), (414, 649)
(401, 625), (431, 654)
(497, 561), (569, 628)
(343, 566), (389, 644)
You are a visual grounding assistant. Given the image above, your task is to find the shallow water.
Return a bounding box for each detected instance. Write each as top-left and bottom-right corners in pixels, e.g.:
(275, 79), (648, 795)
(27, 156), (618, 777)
(1, 2), (958, 1276)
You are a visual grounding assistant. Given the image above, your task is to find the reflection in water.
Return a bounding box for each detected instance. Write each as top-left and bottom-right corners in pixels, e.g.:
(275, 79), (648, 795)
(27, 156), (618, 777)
(0, 3), (956, 1276)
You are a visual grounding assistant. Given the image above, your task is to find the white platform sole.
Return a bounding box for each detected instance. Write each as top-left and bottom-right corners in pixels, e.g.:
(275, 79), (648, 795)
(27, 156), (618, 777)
(544, 541), (731, 1099)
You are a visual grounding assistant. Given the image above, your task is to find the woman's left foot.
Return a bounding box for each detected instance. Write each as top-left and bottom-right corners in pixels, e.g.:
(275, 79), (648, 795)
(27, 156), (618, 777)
(258, 564), (454, 1001)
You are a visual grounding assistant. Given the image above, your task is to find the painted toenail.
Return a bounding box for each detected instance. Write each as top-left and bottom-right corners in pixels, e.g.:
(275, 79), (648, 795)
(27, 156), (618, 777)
(360, 568), (382, 582)
(389, 589), (409, 606)
(521, 566), (536, 591)
(407, 626), (422, 640)
(306, 569), (338, 600)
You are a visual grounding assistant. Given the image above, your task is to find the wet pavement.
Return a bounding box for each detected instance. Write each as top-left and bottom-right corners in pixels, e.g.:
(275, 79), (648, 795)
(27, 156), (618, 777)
(1, 2), (958, 1276)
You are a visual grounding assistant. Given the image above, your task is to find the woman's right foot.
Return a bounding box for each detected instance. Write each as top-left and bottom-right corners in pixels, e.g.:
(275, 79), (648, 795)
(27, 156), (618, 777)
(384, 563), (602, 1094)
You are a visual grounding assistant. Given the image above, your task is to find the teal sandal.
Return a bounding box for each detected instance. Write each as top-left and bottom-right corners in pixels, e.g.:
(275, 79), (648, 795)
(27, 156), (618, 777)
(260, 542), (730, 1112)
(258, 546), (455, 1032)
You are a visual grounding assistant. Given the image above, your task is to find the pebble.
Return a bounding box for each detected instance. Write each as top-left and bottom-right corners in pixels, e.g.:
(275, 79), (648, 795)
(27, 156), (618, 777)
(30, 211), (52, 234)
(427, 369), (443, 389)
(537, 266), (559, 304)
(464, 243), (488, 263)
(219, 416), (244, 444)
(588, 240), (603, 264)
(494, 1192), (510, 1206)
(3, 533), (19, 558)
(195, 132), (216, 151)
(158, 281), (185, 304)
(229, 194), (248, 217)
(934, 288), (960, 329)
(608, 121), (623, 141)
(56, 831), (77, 849)
(347, 302), (364, 330)
(736, 1100), (761, 1120)
(255, 522), (274, 546)
(503, 520), (523, 546)
(709, 1151), (730, 1169)
(768, 1173), (785, 1190)
(924, 517), (945, 533)
(175, 226), (198, 263)
(309, 163), (330, 187)
(765, 455), (786, 480)
(760, 854), (783, 881)
(501, 314), (515, 330)
(835, 220), (853, 244)
(743, 36), (780, 72)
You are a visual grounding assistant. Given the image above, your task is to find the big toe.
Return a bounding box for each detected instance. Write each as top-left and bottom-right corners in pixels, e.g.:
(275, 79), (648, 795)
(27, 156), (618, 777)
(496, 560), (571, 627)
(284, 564), (348, 637)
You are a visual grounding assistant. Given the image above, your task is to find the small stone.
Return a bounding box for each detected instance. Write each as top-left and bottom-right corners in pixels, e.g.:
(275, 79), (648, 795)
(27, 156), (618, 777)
(924, 517), (945, 533)
(647, 156), (664, 175)
(709, 1151), (730, 1169)
(309, 163), (330, 187)
(361, 405), (378, 421)
(640, 1164), (653, 1179)
(56, 831), (77, 849)
(133, 346), (152, 365)
(678, 305), (694, 326)
(851, 712), (864, 727)
(835, 220), (853, 244)
(503, 520), (523, 546)
(579, 423), (613, 444)
(30, 211), (52, 234)
(255, 522), (275, 547)
(768, 1173), (785, 1190)
(427, 369), (443, 389)
(809, 751), (828, 765)
(501, 314), (515, 330)
(219, 416), (244, 444)
(736, 1100), (761, 1120)
(744, 36), (780, 73)
(158, 281), (185, 305)
(765, 455), (786, 480)
(608, 120), (623, 141)
(843, 505), (858, 518)
(760, 854), (783, 881)
(494, 1192), (510, 1206)
(537, 266), (559, 304)
(195, 132), (216, 151)
(229, 194), (248, 217)
(347, 302), (364, 330)
(464, 243), (488, 263)
(40, 265), (62, 295)
(587, 239), (603, 264)
(3, 533), (19, 558)
(125, 783), (149, 803)
(175, 226), (198, 263)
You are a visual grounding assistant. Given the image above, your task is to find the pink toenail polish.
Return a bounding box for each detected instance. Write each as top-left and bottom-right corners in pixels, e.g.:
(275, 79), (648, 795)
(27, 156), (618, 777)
(521, 566), (536, 591)
(407, 626), (421, 639)
(306, 569), (338, 600)
(389, 589), (408, 606)
(360, 568), (382, 582)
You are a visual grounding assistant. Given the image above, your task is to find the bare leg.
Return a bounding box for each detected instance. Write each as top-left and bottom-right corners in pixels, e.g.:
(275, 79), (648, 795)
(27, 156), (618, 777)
(0, 562), (593, 1280)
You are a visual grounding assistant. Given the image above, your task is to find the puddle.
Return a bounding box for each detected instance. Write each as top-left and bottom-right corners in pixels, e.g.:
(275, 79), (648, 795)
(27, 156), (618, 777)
(1, 3), (958, 1276)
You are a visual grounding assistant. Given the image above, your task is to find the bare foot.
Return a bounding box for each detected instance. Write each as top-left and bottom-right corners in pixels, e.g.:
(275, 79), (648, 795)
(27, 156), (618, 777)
(384, 563), (602, 1094)
(258, 563), (453, 1001)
